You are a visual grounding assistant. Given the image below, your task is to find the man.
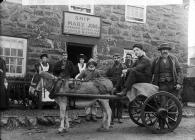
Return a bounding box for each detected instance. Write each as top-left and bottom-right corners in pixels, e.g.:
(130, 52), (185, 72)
(151, 43), (183, 98)
(53, 51), (75, 78)
(124, 53), (134, 68)
(116, 44), (152, 96)
(76, 59), (101, 121)
(106, 53), (124, 124)
(49, 51), (75, 99)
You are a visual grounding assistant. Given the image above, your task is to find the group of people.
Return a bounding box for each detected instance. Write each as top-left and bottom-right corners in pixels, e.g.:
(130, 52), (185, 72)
(0, 43), (183, 127)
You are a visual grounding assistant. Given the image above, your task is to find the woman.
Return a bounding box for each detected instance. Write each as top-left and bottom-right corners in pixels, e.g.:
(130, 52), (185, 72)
(0, 56), (9, 110)
(75, 54), (87, 78)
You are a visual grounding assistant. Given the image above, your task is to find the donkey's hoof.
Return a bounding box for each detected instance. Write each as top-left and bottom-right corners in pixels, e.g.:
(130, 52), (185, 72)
(57, 128), (68, 133)
(96, 127), (110, 132)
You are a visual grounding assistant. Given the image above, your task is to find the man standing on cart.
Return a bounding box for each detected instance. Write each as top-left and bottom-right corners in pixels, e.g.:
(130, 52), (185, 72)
(151, 43), (183, 100)
(116, 44), (152, 96)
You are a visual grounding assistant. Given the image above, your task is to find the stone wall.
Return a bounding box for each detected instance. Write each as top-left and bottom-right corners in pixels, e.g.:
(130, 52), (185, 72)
(0, 2), (188, 76)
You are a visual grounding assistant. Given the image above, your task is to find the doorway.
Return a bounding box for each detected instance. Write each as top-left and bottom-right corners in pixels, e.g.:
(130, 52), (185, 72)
(67, 43), (93, 65)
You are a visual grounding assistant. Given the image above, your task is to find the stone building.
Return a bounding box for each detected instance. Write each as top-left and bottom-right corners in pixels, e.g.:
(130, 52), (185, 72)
(0, 1), (188, 77)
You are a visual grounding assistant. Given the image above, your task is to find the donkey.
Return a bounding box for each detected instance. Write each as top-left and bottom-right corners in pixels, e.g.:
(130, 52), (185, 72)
(36, 71), (113, 133)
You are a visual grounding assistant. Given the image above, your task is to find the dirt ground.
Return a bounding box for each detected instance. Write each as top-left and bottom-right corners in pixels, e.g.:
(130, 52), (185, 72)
(1, 117), (195, 140)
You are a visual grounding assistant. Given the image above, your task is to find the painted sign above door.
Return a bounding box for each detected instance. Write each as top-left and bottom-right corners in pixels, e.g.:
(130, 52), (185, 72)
(63, 12), (101, 38)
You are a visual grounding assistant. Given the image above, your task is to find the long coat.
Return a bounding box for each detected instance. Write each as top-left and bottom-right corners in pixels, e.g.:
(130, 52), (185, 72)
(151, 54), (183, 86)
(0, 57), (8, 109)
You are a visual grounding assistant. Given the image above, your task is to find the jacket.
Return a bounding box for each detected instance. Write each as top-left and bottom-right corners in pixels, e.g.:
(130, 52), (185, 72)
(151, 54), (183, 85)
(53, 60), (75, 78)
(131, 55), (152, 78)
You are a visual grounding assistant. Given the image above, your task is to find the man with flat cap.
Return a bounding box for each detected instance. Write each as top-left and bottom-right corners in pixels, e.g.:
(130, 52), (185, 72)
(49, 51), (75, 99)
(106, 53), (124, 124)
(53, 51), (75, 78)
(151, 43), (183, 98)
(116, 44), (152, 96)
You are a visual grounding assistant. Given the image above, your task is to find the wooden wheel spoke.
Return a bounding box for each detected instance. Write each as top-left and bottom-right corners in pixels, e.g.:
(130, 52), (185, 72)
(145, 103), (157, 112)
(168, 103), (177, 110)
(165, 119), (171, 129)
(168, 116), (177, 122)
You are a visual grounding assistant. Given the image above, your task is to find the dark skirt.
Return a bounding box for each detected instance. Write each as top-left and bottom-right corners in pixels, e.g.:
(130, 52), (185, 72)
(0, 80), (9, 110)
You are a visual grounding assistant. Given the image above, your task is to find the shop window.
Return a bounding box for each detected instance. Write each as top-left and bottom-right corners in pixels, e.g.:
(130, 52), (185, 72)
(125, 5), (146, 23)
(0, 36), (27, 77)
(68, 5), (94, 15)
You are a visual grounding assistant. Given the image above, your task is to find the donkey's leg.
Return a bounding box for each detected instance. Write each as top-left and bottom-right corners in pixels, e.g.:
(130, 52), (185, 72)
(55, 97), (68, 133)
(102, 99), (112, 130)
(98, 100), (112, 131)
(64, 102), (69, 129)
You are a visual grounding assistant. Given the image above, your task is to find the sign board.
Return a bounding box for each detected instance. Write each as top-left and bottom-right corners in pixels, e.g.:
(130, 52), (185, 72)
(63, 12), (101, 37)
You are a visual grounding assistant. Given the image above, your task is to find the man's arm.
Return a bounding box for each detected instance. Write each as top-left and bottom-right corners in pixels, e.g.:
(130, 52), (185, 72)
(174, 56), (183, 85)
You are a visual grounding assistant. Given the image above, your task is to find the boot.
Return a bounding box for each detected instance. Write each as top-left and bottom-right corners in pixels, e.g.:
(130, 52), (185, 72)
(115, 88), (127, 96)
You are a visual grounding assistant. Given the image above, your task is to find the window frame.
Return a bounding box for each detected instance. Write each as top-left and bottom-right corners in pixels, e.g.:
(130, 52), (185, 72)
(125, 5), (146, 23)
(68, 5), (94, 15)
(0, 36), (27, 77)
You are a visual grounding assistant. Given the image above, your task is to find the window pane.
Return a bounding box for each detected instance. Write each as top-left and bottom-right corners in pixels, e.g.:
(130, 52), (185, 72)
(5, 48), (10, 56)
(18, 49), (23, 57)
(17, 58), (23, 65)
(0, 47), (3, 55)
(16, 66), (22, 73)
(10, 58), (17, 65)
(11, 48), (17, 56)
(10, 65), (16, 73)
(5, 57), (9, 64)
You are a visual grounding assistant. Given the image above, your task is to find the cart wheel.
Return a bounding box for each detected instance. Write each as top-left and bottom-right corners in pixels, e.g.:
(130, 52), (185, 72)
(129, 95), (147, 127)
(141, 91), (182, 134)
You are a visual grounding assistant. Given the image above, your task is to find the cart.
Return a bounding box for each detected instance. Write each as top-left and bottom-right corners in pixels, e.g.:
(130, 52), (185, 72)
(56, 86), (182, 134)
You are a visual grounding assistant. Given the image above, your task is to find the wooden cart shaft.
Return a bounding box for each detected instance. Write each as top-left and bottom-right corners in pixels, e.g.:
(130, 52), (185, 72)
(56, 92), (127, 100)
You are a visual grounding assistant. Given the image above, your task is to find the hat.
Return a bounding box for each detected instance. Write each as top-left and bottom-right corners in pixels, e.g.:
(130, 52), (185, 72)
(132, 44), (143, 50)
(158, 43), (171, 51)
(87, 59), (97, 67)
(113, 53), (121, 58)
(40, 53), (48, 59)
(78, 54), (86, 60)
